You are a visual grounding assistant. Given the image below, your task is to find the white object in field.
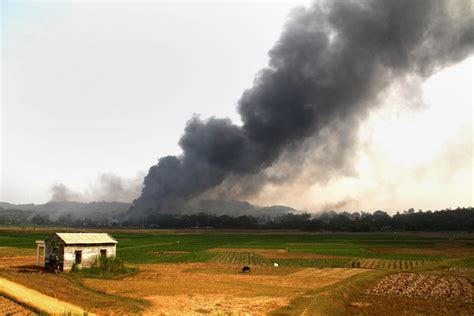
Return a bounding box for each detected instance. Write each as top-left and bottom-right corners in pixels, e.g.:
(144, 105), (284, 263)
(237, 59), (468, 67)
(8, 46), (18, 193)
(273, 262), (279, 267)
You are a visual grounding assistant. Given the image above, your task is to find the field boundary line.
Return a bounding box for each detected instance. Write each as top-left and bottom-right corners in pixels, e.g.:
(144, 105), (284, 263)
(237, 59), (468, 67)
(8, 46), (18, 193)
(119, 241), (182, 250)
(0, 277), (94, 315)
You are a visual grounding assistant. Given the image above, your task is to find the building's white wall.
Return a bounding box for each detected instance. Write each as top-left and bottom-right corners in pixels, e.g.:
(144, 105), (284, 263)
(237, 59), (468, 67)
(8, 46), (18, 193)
(63, 244), (116, 271)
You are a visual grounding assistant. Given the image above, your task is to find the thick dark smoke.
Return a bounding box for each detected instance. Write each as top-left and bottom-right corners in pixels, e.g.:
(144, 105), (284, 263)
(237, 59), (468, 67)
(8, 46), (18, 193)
(130, 0), (473, 218)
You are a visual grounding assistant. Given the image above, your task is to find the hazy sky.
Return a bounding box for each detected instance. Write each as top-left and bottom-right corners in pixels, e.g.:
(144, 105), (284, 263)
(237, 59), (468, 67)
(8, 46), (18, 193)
(1, 1), (472, 212)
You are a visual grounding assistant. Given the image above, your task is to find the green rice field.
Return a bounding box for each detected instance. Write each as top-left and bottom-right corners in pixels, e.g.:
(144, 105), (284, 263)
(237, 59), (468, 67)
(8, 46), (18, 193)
(0, 229), (472, 269)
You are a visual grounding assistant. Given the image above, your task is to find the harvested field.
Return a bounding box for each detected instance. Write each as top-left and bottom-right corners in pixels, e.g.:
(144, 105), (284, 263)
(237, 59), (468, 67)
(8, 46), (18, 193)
(353, 259), (426, 270)
(0, 247), (36, 272)
(210, 252), (272, 266)
(289, 267), (365, 279)
(0, 295), (35, 315)
(143, 293), (288, 316)
(82, 263), (367, 315)
(349, 296), (474, 315)
(368, 273), (474, 302)
(0, 255), (35, 270)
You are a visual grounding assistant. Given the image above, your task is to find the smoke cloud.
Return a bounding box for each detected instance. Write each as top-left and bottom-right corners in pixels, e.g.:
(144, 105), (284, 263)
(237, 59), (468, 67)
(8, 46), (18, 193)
(50, 183), (84, 202)
(50, 172), (144, 203)
(130, 0), (473, 217)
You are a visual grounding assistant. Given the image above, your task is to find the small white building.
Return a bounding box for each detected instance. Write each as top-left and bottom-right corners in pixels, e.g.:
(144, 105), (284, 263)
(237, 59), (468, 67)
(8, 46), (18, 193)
(36, 233), (117, 272)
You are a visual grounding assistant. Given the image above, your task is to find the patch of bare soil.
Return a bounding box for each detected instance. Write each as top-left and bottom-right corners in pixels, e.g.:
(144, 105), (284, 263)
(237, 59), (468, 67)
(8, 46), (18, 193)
(367, 273), (474, 302)
(143, 293), (288, 316)
(0, 295), (35, 315)
(289, 268), (365, 279)
(0, 255), (35, 269)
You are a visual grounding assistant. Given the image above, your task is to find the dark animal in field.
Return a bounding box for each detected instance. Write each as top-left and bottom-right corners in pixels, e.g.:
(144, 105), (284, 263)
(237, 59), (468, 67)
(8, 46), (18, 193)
(351, 261), (361, 268)
(242, 266), (250, 273)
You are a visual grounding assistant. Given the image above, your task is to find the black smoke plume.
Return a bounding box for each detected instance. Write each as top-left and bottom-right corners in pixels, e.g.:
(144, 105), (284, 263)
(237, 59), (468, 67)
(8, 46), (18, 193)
(130, 0), (473, 218)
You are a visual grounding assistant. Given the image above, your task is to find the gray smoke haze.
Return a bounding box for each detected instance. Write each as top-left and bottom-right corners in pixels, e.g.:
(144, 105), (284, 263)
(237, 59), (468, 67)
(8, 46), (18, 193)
(50, 172), (144, 203)
(130, 0), (473, 217)
(50, 183), (84, 202)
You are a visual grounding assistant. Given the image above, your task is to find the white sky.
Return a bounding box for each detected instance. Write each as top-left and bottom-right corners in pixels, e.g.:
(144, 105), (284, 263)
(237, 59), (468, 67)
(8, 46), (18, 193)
(1, 1), (472, 212)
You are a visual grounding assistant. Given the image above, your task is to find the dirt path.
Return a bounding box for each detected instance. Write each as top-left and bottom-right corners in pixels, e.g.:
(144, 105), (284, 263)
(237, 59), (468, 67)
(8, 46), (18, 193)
(0, 277), (95, 315)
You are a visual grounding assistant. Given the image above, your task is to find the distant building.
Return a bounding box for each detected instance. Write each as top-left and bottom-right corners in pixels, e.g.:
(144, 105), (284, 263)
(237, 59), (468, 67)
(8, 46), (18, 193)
(36, 233), (117, 271)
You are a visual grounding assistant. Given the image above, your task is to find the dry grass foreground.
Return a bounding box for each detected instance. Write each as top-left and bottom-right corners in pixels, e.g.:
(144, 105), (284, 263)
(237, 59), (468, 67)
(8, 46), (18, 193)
(0, 295), (35, 315)
(82, 263), (366, 315)
(0, 277), (94, 315)
(0, 251), (145, 314)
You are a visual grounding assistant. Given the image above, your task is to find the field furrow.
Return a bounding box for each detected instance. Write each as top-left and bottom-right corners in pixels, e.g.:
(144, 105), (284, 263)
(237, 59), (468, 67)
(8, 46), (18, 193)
(354, 259), (428, 270)
(209, 252), (271, 266)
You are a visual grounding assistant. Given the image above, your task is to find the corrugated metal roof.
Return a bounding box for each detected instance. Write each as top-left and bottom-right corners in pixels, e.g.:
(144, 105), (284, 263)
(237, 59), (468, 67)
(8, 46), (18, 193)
(55, 233), (117, 244)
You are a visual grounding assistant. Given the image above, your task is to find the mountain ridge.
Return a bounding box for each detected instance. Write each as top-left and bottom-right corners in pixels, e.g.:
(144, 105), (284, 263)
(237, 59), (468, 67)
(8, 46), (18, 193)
(0, 200), (301, 222)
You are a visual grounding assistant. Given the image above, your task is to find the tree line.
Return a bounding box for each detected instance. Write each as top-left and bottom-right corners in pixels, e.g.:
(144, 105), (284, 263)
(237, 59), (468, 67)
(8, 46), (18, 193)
(1, 207), (472, 231)
(127, 207), (473, 231)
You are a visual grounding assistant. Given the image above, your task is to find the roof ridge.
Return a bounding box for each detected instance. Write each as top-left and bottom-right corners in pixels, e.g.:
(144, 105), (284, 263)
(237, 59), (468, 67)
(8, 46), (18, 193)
(54, 232), (118, 244)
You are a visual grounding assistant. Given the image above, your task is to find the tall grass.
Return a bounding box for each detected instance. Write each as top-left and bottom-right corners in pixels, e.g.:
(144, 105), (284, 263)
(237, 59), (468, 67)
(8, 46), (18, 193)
(72, 255), (137, 279)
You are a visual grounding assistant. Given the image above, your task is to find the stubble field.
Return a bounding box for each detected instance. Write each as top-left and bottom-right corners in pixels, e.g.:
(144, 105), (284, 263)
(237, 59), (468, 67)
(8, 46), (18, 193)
(0, 227), (473, 315)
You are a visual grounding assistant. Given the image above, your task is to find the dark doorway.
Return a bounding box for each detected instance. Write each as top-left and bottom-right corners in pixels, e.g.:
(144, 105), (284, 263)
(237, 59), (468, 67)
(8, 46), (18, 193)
(75, 250), (82, 264)
(100, 249), (107, 257)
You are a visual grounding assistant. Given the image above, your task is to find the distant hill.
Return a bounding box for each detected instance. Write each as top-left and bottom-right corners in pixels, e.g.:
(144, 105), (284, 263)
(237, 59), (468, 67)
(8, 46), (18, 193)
(0, 199), (299, 223)
(0, 201), (131, 221)
(0, 202), (38, 211)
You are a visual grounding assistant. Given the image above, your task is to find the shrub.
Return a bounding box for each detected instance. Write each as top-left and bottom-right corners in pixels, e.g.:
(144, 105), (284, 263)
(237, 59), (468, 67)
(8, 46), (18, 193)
(71, 262), (80, 272)
(72, 255), (137, 279)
